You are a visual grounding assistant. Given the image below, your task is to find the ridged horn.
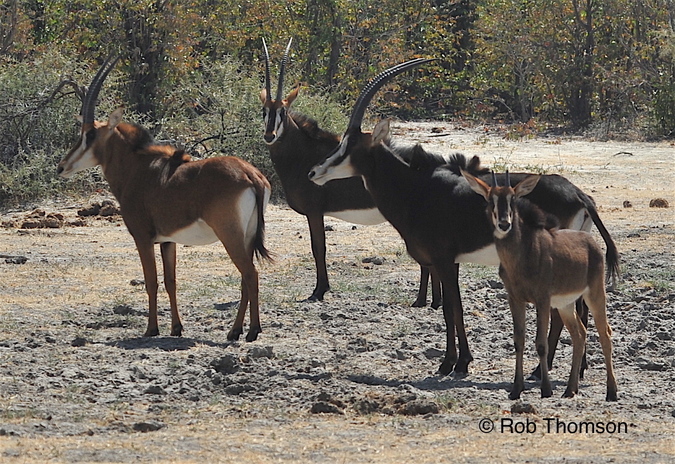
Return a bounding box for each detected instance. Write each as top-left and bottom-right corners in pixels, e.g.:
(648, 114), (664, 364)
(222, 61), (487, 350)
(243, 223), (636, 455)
(82, 56), (119, 125)
(492, 171), (498, 187)
(347, 58), (434, 131)
(276, 38), (293, 102)
(262, 38), (272, 103)
(505, 170), (511, 187)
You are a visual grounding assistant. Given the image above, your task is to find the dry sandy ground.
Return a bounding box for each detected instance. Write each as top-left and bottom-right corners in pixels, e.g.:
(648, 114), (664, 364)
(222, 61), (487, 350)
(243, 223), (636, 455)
(0, 123), (674, 463)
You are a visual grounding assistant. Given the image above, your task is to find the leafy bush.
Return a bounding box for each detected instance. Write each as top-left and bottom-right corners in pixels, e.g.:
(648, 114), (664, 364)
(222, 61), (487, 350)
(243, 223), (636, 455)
(0, 52), (348, 207)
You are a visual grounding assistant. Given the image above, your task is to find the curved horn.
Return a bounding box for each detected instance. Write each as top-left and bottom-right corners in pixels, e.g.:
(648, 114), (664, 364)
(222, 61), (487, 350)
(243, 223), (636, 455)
(492, 171), (498, 187)
(82, 55), (120, 124)
(347, 58), (434, 131)
(276, 38), (293, 102)
(262, 38), (272, 103)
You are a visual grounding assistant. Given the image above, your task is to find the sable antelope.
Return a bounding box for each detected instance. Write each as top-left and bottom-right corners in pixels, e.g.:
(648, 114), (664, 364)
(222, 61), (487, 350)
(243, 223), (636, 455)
(308, 59), (620, 376)
(57, 57), (272, 342)
(462, 171), (618, 401)
(260, 39), (440, 306)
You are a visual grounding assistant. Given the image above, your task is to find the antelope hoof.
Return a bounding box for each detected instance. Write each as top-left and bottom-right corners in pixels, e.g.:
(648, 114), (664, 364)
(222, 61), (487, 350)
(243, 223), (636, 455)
(437, 358), (456, 377)
(170, 323), (183, 337)
(411, 298), (426, 308)
(509, 389), (523, 400)
(144, 327), (160, 337)
(453, 357), (472, 375)
(562, 388), (577, 399)
(227, 326), (243, 341)
(245, 326), (262, 342)
(430, 300), (442, 310)
(606, 390), (618, 402)
(529, 365), (543, 381)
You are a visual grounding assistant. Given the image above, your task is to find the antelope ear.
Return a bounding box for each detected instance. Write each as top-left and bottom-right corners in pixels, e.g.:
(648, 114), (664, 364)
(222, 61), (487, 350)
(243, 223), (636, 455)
(514, 175), (541, 198)
(461, 169), (490, 201)
(108, 107), (124, 130)
(372, 119), (391, 145)
(259, 88), (268, 104)
(284, 85), (300, 106)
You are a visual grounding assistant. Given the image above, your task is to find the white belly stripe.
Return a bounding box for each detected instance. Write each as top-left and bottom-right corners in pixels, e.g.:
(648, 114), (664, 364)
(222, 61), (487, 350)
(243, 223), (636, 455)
(326, 208), (386, 226)
(456, 244), (500, 266)
(155, 219), (219, 246)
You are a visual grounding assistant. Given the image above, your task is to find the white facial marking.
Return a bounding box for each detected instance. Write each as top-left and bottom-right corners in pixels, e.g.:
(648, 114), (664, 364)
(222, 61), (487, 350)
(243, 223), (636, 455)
(310, 136), (354, 185)
(59, 135), (99, 178)
(326, 208), (386, 225)
(155, 219), (219, 246)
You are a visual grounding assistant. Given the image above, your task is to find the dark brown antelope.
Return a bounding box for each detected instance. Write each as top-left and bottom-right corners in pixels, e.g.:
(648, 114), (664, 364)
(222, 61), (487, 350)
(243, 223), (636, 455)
(308, 59), (620, 377)
(462, 170), (618, 401)
(57, 57), (272, 342)
(260, 39), (440, 306)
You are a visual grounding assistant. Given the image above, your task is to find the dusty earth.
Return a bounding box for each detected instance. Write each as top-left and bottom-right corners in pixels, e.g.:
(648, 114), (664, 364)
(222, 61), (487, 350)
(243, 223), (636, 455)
(0, 123), (674, 463)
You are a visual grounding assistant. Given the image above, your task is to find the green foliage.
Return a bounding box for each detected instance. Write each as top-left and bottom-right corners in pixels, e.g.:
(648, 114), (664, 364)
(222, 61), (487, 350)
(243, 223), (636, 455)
(0, 0), (672, 207)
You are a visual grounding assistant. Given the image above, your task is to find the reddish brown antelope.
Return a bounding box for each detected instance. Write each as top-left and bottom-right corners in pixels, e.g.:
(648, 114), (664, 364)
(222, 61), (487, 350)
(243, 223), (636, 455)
(309, 59), (620, 377)
(260, 39), (440, 306)
(462, 171), (618, 401)
(57, 57), (272, 342)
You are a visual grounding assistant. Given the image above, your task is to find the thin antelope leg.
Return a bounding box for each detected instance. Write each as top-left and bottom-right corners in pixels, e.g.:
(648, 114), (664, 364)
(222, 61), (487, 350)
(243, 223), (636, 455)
(430, 269), (442, 309)
(412, 266), (430, 307)
(135, 241), (160, 337)
(219, 234), (260, 342)
(586, 288), (618, 401)
(535, 301), (552, 398)
(531, 299), (588, 380)
(412, 267), (442, 309)
(509, 297), (527, 400)
(578, 298), (589, 379)
(437, 263), (472, 376)
(412, 266), (429, 307)
(160, 242), (183, 336)
(557, 303), (586, 398)
(306, 214), (328, 301)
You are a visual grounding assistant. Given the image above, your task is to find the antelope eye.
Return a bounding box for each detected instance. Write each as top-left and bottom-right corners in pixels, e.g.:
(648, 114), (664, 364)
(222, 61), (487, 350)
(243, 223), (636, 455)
(262, 108), (268, 120)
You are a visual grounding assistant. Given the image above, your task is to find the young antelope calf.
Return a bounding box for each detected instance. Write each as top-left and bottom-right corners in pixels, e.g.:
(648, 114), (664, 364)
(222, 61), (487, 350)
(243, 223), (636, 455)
(462, 171), (618, 401)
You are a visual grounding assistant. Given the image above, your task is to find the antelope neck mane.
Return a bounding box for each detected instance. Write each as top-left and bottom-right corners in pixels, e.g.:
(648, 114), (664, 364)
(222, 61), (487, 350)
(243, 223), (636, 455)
(290, 112), (339, 144)
(515, 197), (560, 231)
(116, 122), (155, 151)
(394, 144), (488, 177)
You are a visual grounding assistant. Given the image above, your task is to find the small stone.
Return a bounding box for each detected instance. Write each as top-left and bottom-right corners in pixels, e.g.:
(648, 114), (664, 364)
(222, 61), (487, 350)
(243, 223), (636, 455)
(211, 354), (240, 374)
(649, 198), (669, 208)
(488, 279), (504, 289)
(622, 200), (632, 208)
(511, 402), (537, 414)
(71, 337), (87, 347)
(144, 385), (166, 395)
(399, 400), (440, 416)
(423, 348), (445, 359)
(248, 346), (274, 359)
(132, 420), (165, 432)
(311, 401), (343, 414)
(78, 204), (101, 217)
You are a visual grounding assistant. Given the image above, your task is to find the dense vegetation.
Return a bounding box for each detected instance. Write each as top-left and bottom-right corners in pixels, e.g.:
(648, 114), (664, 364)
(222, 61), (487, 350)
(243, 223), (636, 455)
(0, 0), (672, 206)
